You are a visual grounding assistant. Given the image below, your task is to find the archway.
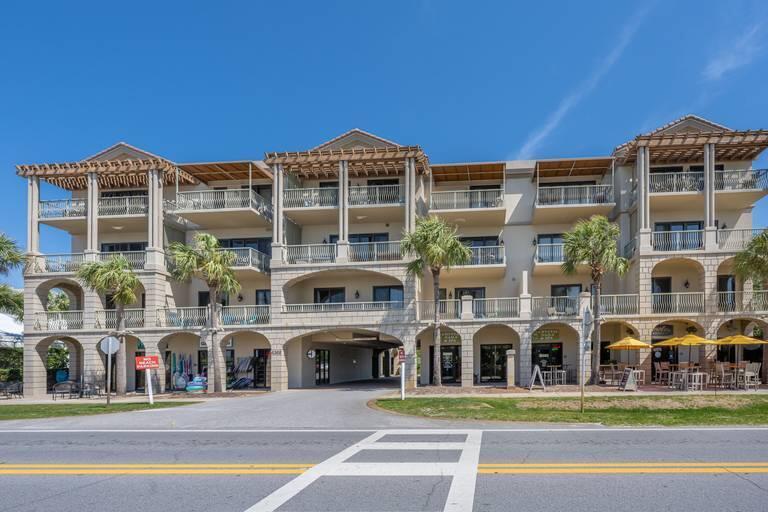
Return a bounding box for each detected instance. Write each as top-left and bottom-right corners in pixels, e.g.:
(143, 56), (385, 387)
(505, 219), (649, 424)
(34, 336), (84, 392)
(715, 258), (743, 312)
(650, 319), (706, 373)
(157, 332), (202, 392)
(531, 323), (580, 384)
(651, 258), (705, 314)
(220, 331), (271, 390)
(716, 318), (768, 378)
(282, 268), (404, 307)
(473, 325), (520, 386)
(600, 320), (640, 367)
(416, 325), (462, 385)
(284, 328), (402, 389)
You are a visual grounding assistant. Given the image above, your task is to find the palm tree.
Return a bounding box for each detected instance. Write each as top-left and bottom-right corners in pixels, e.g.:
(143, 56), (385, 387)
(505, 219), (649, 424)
(47, 289), (71, 312)
(735, 231), (768, 291)
(562, 215), (629, 385)
(0, 234), (24, 320)
(167, 233), (240, 392)
(402, 216), (471, 386)
(77, 254), (141, 395)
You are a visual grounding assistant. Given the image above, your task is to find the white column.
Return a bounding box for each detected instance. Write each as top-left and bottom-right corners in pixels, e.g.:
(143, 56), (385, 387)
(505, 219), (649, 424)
(270, 164), (284, 264)
(336, 160), (349, 262)
(26, 176), (40, 254)
(403, 159), (411, 233)
(519, 270), (531, 320)
(637, 146), (652, 251)
(85, 171), (99, 259)
(406, 157), (417, 232)
(146, 169), (164, 270)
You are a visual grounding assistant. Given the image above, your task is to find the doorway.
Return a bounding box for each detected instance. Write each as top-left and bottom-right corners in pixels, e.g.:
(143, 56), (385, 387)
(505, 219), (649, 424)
(315, 349), (330, 385)
(480, 344), (512, 383)
(253, 349), (271, 388)
(429, 345), (461, 384)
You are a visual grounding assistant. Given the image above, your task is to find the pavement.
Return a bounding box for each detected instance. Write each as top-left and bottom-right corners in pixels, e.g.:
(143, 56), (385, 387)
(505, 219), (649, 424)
(2, 380), (768, 511)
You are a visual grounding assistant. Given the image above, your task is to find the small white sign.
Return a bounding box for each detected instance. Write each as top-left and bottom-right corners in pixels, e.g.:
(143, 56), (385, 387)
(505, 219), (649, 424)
(306, 349), (316, 359)
(99, 336), (120, 355)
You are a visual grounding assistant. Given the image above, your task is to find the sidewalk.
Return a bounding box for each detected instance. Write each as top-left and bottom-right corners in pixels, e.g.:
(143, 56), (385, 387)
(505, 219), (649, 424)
(0, 389), (268, 405)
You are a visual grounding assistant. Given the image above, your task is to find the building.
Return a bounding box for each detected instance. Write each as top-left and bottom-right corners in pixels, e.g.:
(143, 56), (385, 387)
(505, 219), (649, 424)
(17, 116), (768, 397)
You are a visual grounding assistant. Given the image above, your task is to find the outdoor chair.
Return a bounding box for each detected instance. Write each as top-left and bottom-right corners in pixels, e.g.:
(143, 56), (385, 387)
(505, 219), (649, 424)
(744, 363), (761, 391)
(654, 362), (669, 385)
(51, 381), (79, 400)
(4, 381), (22, 398)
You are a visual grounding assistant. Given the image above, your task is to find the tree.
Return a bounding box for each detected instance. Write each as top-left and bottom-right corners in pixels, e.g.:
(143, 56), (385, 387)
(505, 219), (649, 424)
(0, 234), (24, 320)
(46, 289), (71, 312)
(77, 254), (140, 395)
(167, 233), (240, 392)
(734, 231), (768, 290)
(401, 216), (471, 386)
(561, 215), (629, 385)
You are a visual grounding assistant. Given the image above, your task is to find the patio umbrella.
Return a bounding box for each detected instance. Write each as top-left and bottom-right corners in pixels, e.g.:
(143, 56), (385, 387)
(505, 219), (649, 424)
(718, 335), (768, 366)
(606, 337), (651, 350)
(653, 334), (718, 366)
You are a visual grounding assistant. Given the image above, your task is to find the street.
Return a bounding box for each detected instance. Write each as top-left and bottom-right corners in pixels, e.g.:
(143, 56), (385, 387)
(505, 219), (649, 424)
(2, 384), (768, 511)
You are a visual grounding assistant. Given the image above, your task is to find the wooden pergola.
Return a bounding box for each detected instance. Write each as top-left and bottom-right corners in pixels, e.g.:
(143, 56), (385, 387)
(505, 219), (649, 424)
(533, 157), (614, 182)
(16, 158), (196, 190)
(616, 130), (768, 164)
(264, 145), (429, 178)
(430, 162), (505, 183)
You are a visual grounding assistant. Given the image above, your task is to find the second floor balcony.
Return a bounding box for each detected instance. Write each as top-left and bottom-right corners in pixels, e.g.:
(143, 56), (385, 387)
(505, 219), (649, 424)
(221, 247), (270, 275)
(448, 246), (505, 277)
(533, 184), (614, 223)
(717, 228), (765, 251)
(649, 172), (704, 194)
(652, 230), (704, 252)
(429, 188), (505, 224)
(168, 189), (272, 228)
(28, 251), (147, 274)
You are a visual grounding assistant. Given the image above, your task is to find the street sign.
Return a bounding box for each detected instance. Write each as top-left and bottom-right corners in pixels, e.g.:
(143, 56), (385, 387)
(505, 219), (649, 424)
(135, 355), (160, 370)
(99, 336), (120, 355)
(397, 347), (405, 363)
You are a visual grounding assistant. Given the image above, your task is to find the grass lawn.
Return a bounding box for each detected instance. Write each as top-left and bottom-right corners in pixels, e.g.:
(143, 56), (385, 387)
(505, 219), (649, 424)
(375, 395), (768, 426)
(0, 401), (198, 421)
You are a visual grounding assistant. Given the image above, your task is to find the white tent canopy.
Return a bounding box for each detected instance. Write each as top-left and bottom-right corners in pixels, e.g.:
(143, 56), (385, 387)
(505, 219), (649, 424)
(0, 313), (23, 348)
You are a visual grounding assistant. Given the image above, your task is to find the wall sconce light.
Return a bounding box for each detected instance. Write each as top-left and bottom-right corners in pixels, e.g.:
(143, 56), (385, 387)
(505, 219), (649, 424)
(237, 294), (244, 303)
(532, 238), (538, 246)
(448, 292), (453, 299)
(684, 280), (690, 289)
(354, 290), (360, 299)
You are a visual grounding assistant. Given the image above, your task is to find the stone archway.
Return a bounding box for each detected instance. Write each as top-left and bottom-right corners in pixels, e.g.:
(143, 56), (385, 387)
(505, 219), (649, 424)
(27, 335), (85, 396)
(473, 324), (521, 386)
(219, 330), (272, 390)
(531, 323), (581, 384)
(416, 325), (463, 386)
(156, 332), (202, 392)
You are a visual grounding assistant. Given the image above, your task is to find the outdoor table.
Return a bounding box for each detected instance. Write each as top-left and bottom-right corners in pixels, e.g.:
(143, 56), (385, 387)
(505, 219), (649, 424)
(632, 369), (646, 385)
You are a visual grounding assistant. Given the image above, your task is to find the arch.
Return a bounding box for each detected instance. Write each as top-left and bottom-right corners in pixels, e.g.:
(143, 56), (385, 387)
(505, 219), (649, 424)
(715, 317), (768, 376)
(35, 278), (85, 311)
(600, 320), (642, 367)
(282, 268), (404, 304)
(416, 324), (462, 386)
(715, 317), (768, 339)
(219, 330), (272, 390)
(156, 331), (202, 392)
(284, 327), (403, 389)
(531, 322), (580, 384)
(473, 324), (521, 386)
(651, 258), (705, 294)
(650, 318), (706, 368)
(34, 335), (85, 392)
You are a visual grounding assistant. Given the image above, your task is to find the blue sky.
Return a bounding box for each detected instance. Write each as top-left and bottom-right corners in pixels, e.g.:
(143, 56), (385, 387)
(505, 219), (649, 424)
(2, 0), (767, 287)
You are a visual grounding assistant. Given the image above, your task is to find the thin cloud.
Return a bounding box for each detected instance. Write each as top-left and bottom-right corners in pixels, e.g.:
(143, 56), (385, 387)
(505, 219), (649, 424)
(515, 9), (649, 160)
(703, 24), (763, 81)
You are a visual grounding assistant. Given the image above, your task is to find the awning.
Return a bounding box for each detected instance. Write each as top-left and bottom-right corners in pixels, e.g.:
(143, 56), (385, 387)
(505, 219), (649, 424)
(176, 161), (272, 183)
(430, 162), (505, 182)
(535, 157), (614, 179)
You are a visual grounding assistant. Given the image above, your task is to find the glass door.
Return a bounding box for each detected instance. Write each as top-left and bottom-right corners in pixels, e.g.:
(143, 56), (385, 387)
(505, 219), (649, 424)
(315, 349), (330, 385)
(429, 345), (461, 384)
(253, 349), (271, 388)
(480, 344), (512, 383)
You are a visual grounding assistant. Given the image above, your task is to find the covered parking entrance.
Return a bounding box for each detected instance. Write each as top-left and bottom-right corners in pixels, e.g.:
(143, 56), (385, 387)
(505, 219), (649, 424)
(285, 329), (401, 388)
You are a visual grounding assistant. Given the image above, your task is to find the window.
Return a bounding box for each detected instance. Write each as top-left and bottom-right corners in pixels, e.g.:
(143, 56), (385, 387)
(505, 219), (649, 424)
(101, 242), (147, 252)
(241, 184), (272, 203)
(255, 290), (271, 305)
(329, 233), (389, 244)
(372, 286), (404, 303)
(454, 287), (485, 299)
(690, 164), (725, 172)
(314, 288), (345, 304)
(538, 181), (595, 187)
(550, 284), (582, 297)
(101, 190), (148, 198)
(537, 234), (563, 263)
(198, 291), (228, 307)
(319, 181), (339, 188)
(459, 236), (499, 247)
(367, 178), (399, 186)
(650, 166), (684, 174)
(219, 237), (272, 255)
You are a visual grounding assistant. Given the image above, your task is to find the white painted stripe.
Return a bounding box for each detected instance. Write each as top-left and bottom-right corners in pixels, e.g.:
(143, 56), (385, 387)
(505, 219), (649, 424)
(362, 442), (467, 450)
(325, 462), (458, 476)
(243, 430), (388, 512)
(3, 427), (768, 433)
(444, 430), (482, 512)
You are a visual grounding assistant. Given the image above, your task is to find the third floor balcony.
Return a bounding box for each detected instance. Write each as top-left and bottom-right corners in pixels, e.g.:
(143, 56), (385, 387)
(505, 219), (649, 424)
(429, 188), (505, 224)
(167, 189), (272, 228)
(533, 184), (614, 223)
(38, 194), (150, 233)
(283, 241), (406, 265)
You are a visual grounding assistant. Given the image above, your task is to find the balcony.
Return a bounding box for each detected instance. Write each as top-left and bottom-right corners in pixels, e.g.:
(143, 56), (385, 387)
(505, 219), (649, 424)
(533, 185), (614, 223)
(221, 247), (270, 275)
(649, 172), (704, 212)
(652, 230), (704, 252)
(169, 189), (272, 228)
(284, 244), (337, 265)
(221, 305), (270, 326)
(449, 246), (505, 277)
(95, 309), (146, 329)
(281, 301), (408, 325)
(716, 291), (768, 313)
(717, 228), (765, 251)
(349, 184), (404, 223)
(282, 301), (404, 314)
(38, 199), (87, 233)
(157, 307), (209, 328)
(29, 253), (85, 274)
(33, 311), (85, 331)
(97, 195), (149, 231)
(600, 294), (639, 316)
(651, 292), (705, 314)
(716, 169), (768, 209)
(283, 187), (339, 225)
(99, 251), (146, 270)
(472, 298), (519, 319)
(417, 300), (461, 321)
(348, 241), (404, 263)
(429, 189), (505, 224)
(532, 296), (580, 318)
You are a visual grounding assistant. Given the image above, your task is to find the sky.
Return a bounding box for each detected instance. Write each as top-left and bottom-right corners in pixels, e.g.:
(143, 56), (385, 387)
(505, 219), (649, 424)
(1, 0), (767, 288)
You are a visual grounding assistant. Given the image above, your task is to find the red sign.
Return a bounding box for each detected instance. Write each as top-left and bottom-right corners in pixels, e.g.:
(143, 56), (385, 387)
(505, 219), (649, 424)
(135, 355), (160, 370)
(398, 347), (406, 362)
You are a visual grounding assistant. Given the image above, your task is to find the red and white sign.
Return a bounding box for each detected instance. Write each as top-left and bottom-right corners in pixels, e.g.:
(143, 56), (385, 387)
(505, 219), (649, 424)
(135, 355), (160, 370)
(398, 347), (406, 363)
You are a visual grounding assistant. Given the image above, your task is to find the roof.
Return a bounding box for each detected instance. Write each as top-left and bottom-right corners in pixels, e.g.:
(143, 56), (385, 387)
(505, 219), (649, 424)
(311, 128), (401, 151)
(176, 160), (272, 183)
(83, 142), (168, 162)
(430, 162), (505, 182)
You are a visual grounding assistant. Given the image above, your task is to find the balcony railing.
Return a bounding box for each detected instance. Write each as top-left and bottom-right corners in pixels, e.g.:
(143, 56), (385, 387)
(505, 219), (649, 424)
(95, 309), (146, 329)
(282, 301), (404, 313)
(651, 292), (705, 314)
(284, 244), (337, 264)
(348, 241), (403, 262)
(715, 169), (768, 191)
(532, 296), (579, 317)
(98, 195), (149, 216)
(535, 244), (563, 263)
(600, 294), (639, 316)
(349, 184), (404, 206)
(157, 307), (209, 328)
(221, 247), (270, 273)
(716, 291), (768, 313)
(31, 253), (85, 273)
(34, 311), (85, 331)
(717, 228), (764, 251)
(284, 187), (339, 208)
(172, 189), (272, 219)
(99, 251), (146, 270)
(649, 172), (704, 193)
(536, 185), (614, 206)
(417, 300), (461, 320)
(430, 189), (503, 209)
(221, 305), (270, 325)
(39, 199), (86, 219)
(465, 246), (504, 265)
(652, 230), (704, 251)
(472, 298), (519, 319)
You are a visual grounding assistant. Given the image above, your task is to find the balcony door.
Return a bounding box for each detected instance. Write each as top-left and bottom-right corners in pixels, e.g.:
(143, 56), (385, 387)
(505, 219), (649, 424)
(373, 286), (403, 304)
(652, 277), (671, 313)
(455, 287), (485, 317)
(654, 221), (703, 250)
(469, 184), (501, 208)
(550, 284), (581, 315)
(314, 288), (345, 304)
(537, 234), (564, 262)
(717, 275), (736, 312)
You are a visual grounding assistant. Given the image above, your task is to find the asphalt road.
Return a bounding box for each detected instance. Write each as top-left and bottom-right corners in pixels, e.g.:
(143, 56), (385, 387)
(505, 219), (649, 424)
(2, 383), (768, 511)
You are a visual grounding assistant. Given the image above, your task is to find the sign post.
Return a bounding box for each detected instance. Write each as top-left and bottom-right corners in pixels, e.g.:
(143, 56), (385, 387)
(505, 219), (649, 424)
(99, 336), (120, 407)
(135, 356), (160, 405)
(580, 308), (593, 414)
(398, 347), (406, 400)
